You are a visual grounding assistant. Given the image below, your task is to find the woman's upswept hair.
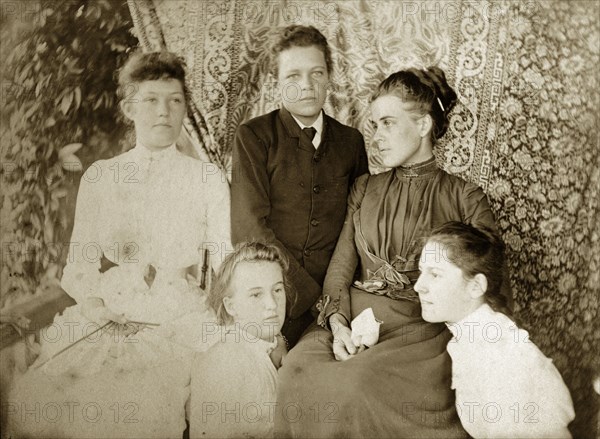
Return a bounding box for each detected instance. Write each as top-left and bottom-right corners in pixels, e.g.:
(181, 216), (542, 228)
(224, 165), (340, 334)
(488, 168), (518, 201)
(371, 66), (458, 142)
(208, 241), (293, 325)
(426, 221), (511, 315)
(116, 50), (189, 101)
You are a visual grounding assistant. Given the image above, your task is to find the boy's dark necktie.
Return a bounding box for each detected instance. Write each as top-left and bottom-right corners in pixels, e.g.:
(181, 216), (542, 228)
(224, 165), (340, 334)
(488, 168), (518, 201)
(302, 127), (317, 141)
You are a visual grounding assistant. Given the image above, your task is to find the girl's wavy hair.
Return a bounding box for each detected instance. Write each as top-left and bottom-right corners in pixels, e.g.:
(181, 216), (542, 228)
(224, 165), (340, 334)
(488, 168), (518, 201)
(208, 241), (295, 325)
(426, 221), (511, 316)
(371, 66), (458, 142)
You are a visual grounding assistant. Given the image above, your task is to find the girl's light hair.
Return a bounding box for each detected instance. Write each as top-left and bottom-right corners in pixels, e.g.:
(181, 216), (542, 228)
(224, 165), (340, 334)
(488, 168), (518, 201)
(208, 241), (293, 325)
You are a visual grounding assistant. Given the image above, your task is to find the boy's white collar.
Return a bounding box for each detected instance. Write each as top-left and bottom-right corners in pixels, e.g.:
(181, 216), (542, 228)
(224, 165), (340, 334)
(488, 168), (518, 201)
(291, 110), (324, 134)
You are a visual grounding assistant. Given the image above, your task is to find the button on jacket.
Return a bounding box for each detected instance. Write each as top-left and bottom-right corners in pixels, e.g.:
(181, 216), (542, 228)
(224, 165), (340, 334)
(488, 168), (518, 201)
(231, 108), (368, 319)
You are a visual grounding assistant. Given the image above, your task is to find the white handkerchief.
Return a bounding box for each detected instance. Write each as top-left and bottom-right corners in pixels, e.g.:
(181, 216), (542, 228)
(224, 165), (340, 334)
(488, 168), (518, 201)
(351, 308), (383, 347)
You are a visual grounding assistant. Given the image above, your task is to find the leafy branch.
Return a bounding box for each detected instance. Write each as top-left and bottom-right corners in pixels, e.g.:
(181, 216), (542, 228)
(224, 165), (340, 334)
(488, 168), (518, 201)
(1, 1), (138, 308)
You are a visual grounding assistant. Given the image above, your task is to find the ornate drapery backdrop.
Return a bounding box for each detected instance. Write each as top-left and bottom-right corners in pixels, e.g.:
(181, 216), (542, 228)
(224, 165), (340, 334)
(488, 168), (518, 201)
(128, 1), (598, 436)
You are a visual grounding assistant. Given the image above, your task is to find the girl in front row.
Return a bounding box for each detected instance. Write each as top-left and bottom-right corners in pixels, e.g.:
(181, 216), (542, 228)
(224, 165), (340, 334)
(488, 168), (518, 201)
(189, 241), (290, 439)
(415, 222), (575, 438)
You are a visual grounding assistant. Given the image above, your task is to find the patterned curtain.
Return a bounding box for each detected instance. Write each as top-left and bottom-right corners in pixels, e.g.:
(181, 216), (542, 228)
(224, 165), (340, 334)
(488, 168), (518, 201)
(128, 1), (599, 436)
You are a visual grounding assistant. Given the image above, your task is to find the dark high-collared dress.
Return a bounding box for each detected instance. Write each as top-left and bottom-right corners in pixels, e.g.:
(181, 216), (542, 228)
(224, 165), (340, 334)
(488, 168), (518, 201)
(231, 108), (368, 344)
(275, 158), (497, 438)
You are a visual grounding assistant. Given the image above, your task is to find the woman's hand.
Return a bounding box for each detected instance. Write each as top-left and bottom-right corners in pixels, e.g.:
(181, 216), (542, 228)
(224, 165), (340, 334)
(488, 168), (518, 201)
(330, 313), (360, 361)
(81, 297), (128, 325)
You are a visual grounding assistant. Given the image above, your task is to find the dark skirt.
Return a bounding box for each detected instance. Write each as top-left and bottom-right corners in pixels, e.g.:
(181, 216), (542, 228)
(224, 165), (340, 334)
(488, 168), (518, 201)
(275, 289), (468, 438)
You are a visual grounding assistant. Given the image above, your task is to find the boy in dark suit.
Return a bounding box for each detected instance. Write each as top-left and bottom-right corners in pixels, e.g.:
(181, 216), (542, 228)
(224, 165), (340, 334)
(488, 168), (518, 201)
(231, 25), (368, 346)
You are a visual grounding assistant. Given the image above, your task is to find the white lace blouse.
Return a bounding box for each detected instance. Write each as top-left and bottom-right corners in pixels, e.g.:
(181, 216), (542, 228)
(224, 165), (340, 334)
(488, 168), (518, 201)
(61, 143), (231, 321)
(447, 304), (575, 438)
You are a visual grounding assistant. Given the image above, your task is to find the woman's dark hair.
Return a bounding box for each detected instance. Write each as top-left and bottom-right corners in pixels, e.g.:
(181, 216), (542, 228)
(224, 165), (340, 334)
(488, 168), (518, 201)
(208, 241), (295, 325)
(271, 25), (332, 76)
(427, 221), (510, 315)
(116, 50), (189, 101)
(371, 67), (458, 142)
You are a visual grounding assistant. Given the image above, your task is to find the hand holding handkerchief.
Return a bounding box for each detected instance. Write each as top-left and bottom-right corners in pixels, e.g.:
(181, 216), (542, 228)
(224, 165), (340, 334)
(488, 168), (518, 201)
(351, 308), (383, 349)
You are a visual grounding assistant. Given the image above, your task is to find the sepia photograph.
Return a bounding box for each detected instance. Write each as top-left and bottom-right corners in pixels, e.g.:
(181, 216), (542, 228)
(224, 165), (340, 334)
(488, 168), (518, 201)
(0, 0), (598, 438)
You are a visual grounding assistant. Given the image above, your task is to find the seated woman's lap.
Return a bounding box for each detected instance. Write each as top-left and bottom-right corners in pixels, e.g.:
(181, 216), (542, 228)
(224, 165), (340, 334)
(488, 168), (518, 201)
(275, 292), (467, 438)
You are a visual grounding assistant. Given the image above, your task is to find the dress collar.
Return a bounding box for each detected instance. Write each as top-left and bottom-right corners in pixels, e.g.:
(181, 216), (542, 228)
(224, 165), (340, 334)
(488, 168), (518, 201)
(223, 326), (277, 353)
(394, 156), (438, 179)
(446, 303), (498, 339)
(131, 142), (178, 162)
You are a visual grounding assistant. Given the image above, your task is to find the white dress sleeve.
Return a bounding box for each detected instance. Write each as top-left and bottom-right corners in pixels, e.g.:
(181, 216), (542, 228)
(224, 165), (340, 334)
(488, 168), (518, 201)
(458, 337), (574, 438)
(60, 164), (105, 303)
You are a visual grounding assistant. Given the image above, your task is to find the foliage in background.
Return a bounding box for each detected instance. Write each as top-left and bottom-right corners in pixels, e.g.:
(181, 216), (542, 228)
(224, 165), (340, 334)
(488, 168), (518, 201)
(0, 0), (138, 309)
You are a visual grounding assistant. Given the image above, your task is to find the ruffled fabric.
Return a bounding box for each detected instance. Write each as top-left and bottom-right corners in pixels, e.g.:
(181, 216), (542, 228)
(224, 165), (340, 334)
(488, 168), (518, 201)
(6, 144), (231, 438)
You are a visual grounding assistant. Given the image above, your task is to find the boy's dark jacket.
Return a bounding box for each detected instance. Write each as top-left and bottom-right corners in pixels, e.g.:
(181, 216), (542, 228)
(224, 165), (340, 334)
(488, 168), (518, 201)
(231, 107), (368, 319)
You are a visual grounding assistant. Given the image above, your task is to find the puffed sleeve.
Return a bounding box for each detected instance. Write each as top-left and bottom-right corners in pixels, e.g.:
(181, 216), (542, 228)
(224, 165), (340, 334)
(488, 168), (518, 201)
(60, 163), (104, 303)
(460, 341), (574, 438)
(317, 174), (369, 329)
(460, 181), (497, 230)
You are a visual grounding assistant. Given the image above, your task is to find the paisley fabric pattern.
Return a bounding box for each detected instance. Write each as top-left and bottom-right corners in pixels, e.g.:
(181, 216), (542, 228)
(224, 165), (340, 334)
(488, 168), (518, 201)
(128, 1), (599, 437)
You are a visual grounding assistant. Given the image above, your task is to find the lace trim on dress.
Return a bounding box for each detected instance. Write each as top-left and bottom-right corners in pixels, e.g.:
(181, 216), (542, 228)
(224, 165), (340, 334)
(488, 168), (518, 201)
(394, 156), (438, 179)
(316, 295), (341, 329)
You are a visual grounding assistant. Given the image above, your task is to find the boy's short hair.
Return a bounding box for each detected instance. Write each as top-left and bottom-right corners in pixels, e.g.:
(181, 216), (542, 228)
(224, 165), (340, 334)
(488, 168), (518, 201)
(271, 25), (332, 76)
(116, 50), (189, 100)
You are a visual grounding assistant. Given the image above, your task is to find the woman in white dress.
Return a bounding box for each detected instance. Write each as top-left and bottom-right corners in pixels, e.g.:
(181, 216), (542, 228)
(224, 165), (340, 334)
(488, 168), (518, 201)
(415, 221), (575, 439)
(6, 51), (231, 438)
(189, 242), (289, 439)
